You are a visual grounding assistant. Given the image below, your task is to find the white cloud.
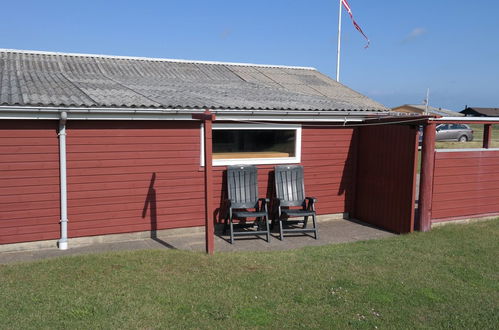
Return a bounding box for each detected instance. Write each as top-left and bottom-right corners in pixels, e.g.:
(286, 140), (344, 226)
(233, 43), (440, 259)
(402, 27), (428, 43)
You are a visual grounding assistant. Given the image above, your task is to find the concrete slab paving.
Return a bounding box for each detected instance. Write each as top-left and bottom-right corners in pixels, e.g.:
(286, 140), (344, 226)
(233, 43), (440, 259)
(0, 218), (394, 265)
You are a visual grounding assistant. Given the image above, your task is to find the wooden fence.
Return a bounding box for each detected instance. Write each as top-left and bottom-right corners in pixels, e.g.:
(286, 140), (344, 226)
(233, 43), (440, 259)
(432, 149), (499, 222)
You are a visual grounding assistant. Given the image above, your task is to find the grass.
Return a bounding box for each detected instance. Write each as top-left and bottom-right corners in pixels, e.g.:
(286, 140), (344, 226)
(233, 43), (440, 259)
(1, 220), (498, 329)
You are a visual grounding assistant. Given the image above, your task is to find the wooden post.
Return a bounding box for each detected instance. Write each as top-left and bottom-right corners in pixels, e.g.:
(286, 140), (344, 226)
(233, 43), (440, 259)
(418, 123), (436, 232)
(193, 110), (216, 254)
(483, 124), (492, 149)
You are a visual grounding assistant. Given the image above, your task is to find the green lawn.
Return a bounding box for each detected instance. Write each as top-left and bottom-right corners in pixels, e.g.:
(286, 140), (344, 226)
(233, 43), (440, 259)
(1, 220), (498, 329)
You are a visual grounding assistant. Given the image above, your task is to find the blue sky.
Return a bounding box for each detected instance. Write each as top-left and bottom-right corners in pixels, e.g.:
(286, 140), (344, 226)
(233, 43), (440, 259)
(1, 0), (498, 110)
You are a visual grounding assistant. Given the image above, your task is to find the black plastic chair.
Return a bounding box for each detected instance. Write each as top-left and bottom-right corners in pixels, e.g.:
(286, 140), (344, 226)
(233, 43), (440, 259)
(273, 165), (318, 240)
(224, 165), (270, 244)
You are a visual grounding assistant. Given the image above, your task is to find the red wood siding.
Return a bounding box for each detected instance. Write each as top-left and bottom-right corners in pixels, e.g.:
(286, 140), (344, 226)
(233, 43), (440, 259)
(0, 120), (60, 244)
(353, 125), (419, 233)
(212, 127), (357, 219)
(1, 121), (356, 244)
(66, 121), (204, 238)
(432, 150), (499, 221)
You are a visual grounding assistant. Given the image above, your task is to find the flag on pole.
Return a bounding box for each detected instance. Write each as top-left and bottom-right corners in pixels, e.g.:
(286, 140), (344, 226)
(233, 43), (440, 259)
(341, 0), (370, 48)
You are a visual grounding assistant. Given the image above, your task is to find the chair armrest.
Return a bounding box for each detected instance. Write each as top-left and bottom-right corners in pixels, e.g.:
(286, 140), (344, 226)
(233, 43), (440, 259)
(306, 197), (317, 203)
(305, 197), (317, 210)
(258, 198), (270, 204)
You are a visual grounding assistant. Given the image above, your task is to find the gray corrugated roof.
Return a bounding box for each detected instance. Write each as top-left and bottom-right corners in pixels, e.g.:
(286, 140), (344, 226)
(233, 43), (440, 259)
(403, 104), (463, 117)
(0, 49), (388, 112)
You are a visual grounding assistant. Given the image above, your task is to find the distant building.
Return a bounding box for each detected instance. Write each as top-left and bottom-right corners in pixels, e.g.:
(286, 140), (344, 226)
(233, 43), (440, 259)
(392, 104), (463, 117)
(460, 107), (499, 117)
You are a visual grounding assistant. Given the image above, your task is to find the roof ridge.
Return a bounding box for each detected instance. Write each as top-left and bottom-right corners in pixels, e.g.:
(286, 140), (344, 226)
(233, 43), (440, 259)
(0, 48), (317, 71)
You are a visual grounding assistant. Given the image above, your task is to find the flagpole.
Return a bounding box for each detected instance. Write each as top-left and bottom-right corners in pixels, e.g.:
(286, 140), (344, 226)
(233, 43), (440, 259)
(336, 0), (342, 82)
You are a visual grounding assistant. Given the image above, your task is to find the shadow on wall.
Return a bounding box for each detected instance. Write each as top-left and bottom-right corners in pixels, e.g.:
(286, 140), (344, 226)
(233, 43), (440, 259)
(338, 127), (358, 217)
(142, 172), (175, 249)
(215, 170), (228, 227)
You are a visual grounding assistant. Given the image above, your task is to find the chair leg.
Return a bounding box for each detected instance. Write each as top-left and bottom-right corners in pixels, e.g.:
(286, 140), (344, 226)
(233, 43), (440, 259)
(223, 215), (228, 235)
(303, 215), (308, 228)
(229, 217), (235, 244)
(312, 214), (318, 240)
(279, 218), (284, 241)
(265, 215), (271, 243)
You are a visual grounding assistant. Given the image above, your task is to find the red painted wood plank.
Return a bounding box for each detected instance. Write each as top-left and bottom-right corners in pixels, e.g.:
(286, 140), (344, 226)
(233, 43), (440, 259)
(68, 143), (199, 153)
(434, 157), (499, 168)
(0, 138), (59, 146)
(0, 120), (57, 130)
(67, 165), (203, 177)
(0, 215), (58, 228)
(0, 231), (60, 245)
(433, 173), (499, 185)
(434, 165), (499, 177)
(433, 188), (499, 203)
(0, 200), (59, 213)
(0, 184), (59, 196)
(433, 180), (499, 194)
(69, 219), (203, 238)
(432, 204), (499, 220)
(67, 120), (199, 130)
(67, 136), (201, 145)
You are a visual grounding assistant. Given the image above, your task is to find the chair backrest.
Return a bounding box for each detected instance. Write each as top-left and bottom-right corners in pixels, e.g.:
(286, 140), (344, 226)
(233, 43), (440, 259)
(226, 165), (259, 208)
(274, 165), (305, 207)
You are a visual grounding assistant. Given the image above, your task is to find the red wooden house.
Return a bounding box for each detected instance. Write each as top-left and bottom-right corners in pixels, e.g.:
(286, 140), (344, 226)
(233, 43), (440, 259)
(0, 49), (421, 251)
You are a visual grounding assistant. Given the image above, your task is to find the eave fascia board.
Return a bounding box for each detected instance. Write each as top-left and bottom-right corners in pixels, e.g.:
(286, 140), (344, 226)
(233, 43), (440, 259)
(0, 105), (394, 122)
(430, 116), (499, 124)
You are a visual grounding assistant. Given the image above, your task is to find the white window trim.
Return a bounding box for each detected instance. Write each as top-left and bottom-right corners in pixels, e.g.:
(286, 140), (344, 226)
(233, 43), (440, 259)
(200, 123), (302, 166)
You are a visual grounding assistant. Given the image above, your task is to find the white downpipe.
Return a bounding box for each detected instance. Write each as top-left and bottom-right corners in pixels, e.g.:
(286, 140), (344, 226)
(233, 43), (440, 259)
(58, 112), (69, 250)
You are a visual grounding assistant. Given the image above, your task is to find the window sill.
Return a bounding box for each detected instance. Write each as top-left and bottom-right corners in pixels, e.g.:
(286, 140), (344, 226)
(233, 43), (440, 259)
(213, 152), (292, 159)
(213, 157), (301, 166)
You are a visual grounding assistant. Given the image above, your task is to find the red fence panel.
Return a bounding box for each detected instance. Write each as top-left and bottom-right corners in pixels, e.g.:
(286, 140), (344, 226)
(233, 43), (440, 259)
(432, 149), (499, 222)
(353, 125), (419, 233)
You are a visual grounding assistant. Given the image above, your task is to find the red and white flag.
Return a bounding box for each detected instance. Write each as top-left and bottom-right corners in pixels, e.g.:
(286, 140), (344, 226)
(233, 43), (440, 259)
(341, 0), (370, 48)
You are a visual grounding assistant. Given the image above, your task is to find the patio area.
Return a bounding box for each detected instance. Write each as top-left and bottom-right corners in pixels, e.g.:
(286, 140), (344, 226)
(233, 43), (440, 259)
(0, 216), (394, 264)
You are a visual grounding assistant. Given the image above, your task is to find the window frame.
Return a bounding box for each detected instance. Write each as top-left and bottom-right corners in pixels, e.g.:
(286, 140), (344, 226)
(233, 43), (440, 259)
(200, 123), (302, 166)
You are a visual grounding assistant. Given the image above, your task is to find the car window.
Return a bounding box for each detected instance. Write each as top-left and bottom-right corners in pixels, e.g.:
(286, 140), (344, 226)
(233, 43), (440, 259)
(459, 124), (469, 129)
(438, 124), (449, 130)
(450, 124), (461, 129)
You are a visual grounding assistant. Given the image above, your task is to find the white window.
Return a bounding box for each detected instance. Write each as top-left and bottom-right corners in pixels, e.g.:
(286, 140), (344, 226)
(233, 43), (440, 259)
(201, 124), (302, 166)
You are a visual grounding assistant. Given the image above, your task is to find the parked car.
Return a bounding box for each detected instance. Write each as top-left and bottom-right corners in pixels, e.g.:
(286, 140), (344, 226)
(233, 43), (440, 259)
(419, 124), (474, 145)
(436, 124), (474, 142)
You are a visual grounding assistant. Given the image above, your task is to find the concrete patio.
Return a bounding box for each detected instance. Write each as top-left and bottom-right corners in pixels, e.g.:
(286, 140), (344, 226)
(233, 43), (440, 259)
(0, 217), (395, 264)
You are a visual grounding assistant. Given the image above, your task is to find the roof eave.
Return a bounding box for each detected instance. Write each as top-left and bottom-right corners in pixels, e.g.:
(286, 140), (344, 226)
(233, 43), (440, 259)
(0, 105), (396, 122)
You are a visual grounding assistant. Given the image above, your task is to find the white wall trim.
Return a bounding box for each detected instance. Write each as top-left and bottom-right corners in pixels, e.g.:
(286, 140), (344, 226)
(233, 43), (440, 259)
(436, 148), (499, 153)
(431, 117), (499, 123)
